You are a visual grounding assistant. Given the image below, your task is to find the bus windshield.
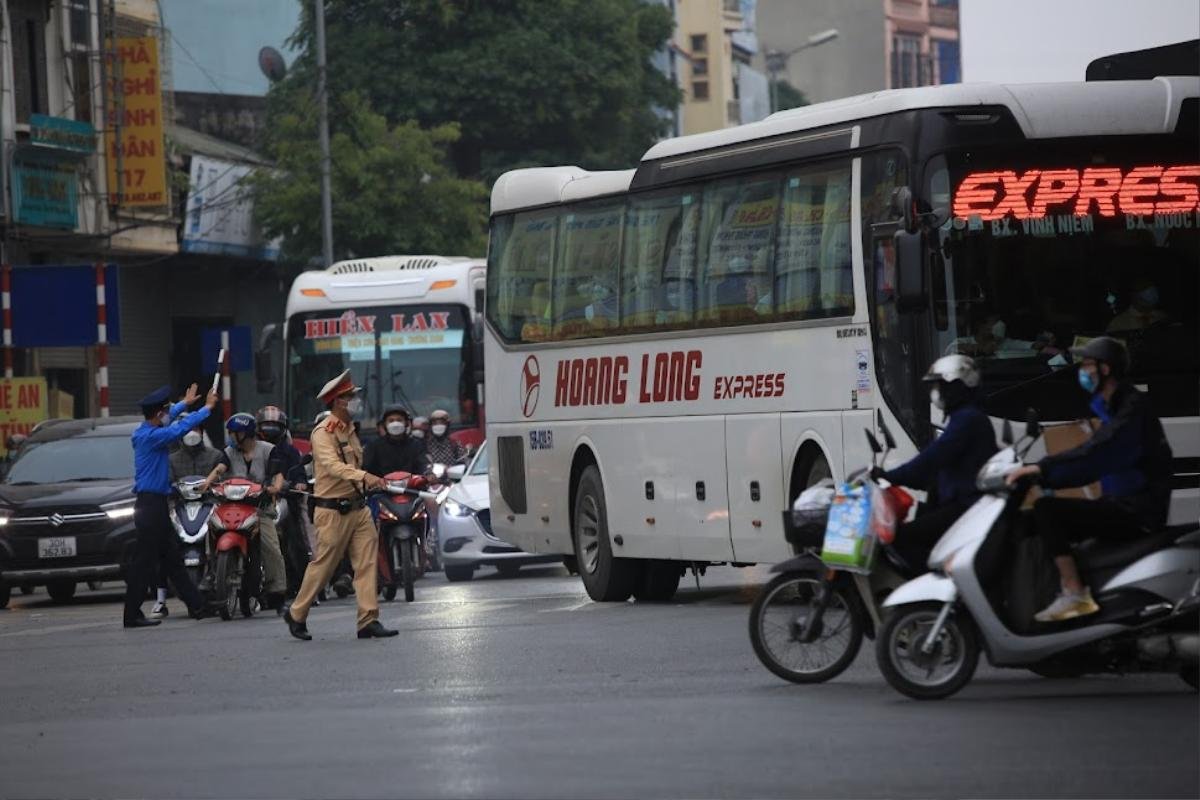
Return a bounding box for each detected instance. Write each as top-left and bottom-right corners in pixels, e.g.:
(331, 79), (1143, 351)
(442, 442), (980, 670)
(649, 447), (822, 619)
(927, 140), (1198, 421)
(286, 304), (476, 434)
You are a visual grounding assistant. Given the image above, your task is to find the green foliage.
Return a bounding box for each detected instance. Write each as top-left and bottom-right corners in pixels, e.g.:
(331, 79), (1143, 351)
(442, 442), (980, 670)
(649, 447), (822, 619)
(251, 92), (487, 265)
(278, 0), (681, 180)
(771, 79), (809, 112)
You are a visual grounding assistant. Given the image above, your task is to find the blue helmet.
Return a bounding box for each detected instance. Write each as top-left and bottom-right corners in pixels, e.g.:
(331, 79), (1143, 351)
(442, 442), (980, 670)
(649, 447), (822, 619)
(226, 412), (257, 435)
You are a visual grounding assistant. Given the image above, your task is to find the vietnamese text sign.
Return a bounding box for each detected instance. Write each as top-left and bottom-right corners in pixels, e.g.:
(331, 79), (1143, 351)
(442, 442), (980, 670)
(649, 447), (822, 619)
(183, 156), (280, 260)
(31, 114), (96, 154)
(105, 37), (167, 206)
(11, 147), (79, 229)
(0, 378), (48, 455)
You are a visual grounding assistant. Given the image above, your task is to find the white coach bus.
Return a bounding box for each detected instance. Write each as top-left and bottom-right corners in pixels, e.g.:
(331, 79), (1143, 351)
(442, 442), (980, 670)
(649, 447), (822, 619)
(483, 78), (1200, 602)
(259, 255), (487, 446)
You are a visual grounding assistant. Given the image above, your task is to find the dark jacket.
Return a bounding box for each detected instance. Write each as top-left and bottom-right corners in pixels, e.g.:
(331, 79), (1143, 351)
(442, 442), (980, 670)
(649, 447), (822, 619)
(1039, 382), (1173, 528)
(882, 402), (997, 505)
(363, 435), (429, 477)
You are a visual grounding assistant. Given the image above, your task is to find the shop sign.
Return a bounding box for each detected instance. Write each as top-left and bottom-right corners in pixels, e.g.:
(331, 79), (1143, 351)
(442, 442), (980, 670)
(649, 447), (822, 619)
(30, 114), (96, 155)
(10, 148), (78, 230)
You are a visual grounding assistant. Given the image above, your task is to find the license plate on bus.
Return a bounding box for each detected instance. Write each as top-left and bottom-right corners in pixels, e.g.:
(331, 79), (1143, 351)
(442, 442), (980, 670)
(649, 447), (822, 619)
(38, 537), (77, 559)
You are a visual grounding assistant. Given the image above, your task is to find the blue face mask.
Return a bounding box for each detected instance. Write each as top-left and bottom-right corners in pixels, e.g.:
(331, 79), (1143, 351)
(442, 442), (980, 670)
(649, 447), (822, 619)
(1077, 367), (1098, 394)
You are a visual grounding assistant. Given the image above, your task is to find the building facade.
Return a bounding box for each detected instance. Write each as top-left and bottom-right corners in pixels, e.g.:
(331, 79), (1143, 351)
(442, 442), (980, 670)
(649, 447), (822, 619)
(754, 0), (960, 107)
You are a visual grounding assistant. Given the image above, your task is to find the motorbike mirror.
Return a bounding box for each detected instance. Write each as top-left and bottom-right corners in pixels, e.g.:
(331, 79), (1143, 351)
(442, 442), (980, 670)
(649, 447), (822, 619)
(1024, 407), (1041, 440)
(877, 410), (897, 450)
(864, 429), (883, 455)
(1001, 418), (1014, 446)
(447, 464), (466, 482)
(431, 463), (447, 480)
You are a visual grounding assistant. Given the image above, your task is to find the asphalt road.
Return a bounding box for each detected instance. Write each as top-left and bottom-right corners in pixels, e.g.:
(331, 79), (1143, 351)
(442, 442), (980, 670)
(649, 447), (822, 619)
(1, 566), (1196, 799)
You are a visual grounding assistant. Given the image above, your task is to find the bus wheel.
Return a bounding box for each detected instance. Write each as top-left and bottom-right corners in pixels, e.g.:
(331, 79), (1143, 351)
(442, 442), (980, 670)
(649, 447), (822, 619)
(633, 560), (680, 602)
(573, 465), (636, 602)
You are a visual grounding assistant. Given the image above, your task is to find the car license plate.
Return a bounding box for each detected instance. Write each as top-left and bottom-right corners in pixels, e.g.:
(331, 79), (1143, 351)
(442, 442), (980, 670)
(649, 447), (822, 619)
(38, 536), (77, 559)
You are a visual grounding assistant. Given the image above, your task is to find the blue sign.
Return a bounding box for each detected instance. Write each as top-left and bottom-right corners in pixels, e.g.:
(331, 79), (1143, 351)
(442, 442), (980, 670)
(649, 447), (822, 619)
(30, 114), (96, 154)
(201, 326), (253, 373)
(11, 264), (121, 347)
(11, 148), (79, 230)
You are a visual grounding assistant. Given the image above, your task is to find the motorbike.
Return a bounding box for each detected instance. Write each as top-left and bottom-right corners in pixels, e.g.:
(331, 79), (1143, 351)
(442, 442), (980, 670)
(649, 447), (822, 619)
(749, 410), (919, 683)
(206, 477), (266, 621)
(171, 475), (216, 588)
(422, 462), (463, 573)
(875, 412), (1200, 700)
(376, 473), (448, 602)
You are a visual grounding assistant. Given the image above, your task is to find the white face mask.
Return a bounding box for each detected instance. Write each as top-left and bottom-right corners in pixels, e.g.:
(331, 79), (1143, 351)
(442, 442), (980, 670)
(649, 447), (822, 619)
(385, 421), (407, 437)
(183, 431), (202, 447)
(345, 397), (364, 417)
(431, 424), (448, 437)
(991, 320), (1007, 340)
(411, 429), (425, 439)
(157, 410), (171, 426)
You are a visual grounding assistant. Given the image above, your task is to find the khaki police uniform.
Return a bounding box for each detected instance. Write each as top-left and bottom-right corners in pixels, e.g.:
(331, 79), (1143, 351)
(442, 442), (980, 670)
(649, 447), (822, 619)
(287, 416), (379, 631)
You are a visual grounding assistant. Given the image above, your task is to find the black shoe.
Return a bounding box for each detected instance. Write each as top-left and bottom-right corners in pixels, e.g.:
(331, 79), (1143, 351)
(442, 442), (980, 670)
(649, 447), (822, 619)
(284, 611), (312, 641)
(188, 605), (214, 620)
(357, 621), (398, 639)
(123, 617), (161, 629)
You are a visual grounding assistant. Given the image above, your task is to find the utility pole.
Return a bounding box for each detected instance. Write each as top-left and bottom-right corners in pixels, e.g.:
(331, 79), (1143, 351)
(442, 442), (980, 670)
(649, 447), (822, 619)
(314, 0), (333, 269)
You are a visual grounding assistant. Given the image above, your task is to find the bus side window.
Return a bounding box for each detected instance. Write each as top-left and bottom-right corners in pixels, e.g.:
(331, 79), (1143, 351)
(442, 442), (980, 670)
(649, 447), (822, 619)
(775, 160), (853, 320)
(621, 189), (698, 333)
(490, 210), (556, 343)
(554, 203), (622, 339)
(697, 174), (779, 327)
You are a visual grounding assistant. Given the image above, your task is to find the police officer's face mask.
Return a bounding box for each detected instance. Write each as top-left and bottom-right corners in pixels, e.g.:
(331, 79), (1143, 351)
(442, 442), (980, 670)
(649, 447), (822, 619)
(345, 397), (364, 418)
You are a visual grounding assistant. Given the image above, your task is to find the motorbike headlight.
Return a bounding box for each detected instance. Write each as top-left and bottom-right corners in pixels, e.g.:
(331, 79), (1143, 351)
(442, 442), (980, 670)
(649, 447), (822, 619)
(443, 499), (472, 518)
(102, 499), (136, 520)
(223, 484), (250, 502)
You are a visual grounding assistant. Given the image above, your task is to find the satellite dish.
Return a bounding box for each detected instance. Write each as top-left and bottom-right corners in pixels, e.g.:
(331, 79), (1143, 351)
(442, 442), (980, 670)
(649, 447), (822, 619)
(258, 47), (287, 83)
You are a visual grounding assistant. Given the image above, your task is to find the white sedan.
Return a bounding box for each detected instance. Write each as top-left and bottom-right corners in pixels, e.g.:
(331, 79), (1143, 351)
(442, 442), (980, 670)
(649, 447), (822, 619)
(438, 442), (561, 582)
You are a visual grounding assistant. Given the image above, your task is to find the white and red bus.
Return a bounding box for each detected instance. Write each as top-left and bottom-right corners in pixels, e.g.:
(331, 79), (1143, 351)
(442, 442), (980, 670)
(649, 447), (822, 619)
(265, 255), (487, 446)
(483, 77), (1200, 602)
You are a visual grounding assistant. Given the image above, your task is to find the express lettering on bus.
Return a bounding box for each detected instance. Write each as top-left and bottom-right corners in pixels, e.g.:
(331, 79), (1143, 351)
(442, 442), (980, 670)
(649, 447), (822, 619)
(953, 164), (1200, 222)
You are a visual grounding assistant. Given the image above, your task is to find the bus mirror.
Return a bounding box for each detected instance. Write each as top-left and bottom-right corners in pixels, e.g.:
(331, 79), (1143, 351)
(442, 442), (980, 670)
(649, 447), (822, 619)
(864, 429), (882, 455)
(474, 288), (485, 315)
(877, 410), (897, 450)
(255, 323), (280, 394)
(891, 186), (916, 233)
(1001, 418), (1014, 446)
(894, 230), (927, 312)
(258, 323), (280, 350)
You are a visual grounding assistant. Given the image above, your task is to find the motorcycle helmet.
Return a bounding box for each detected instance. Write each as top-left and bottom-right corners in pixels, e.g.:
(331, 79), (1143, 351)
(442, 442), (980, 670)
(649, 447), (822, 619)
(379, 404), (410, 437)
(921, 354), (980, 411)
(226, 412), (257, 437)
(411, 415), (429, 439)
(1071, 336), (1129, 379)
(430, 409), (451, 437)
(256, 405), (289, 444)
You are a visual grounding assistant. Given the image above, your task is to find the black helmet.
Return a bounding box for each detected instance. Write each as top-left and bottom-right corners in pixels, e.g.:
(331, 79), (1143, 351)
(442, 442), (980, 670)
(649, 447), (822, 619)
(256, 405), (289, 444)
(379, 405), (409, 422)
(1072, 336), (1129, 378)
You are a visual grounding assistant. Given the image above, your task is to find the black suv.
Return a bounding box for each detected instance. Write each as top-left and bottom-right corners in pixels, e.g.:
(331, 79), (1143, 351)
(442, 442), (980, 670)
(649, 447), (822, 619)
(0, 417), (140, 608)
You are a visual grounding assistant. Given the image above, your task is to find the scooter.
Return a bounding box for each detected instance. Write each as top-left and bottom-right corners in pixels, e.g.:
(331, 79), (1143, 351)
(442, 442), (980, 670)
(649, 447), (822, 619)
(875, 412), (1200, 700)
(206, 477), (266, 621)
(749, 410), (918, 683)
(376, 473), (449, 602)
(170, 475), (216, 588)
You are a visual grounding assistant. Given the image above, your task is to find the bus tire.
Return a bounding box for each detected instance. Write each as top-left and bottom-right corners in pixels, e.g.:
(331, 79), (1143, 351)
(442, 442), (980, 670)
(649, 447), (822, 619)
(573, 465), (636, 602)
(633, 560), (681, 602)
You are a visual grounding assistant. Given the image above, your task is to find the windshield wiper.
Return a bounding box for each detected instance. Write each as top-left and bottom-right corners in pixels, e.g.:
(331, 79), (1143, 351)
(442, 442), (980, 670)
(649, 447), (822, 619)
(4, 481), (40, 486)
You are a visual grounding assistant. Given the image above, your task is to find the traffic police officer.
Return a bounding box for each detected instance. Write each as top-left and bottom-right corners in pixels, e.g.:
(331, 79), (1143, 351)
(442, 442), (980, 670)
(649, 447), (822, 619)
(124, 383), (218, 628)
(283, 370), (398, 640)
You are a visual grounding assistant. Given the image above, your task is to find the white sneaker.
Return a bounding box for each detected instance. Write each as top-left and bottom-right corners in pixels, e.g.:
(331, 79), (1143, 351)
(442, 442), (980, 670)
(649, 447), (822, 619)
(1035, 589), (1099, 622)
(150, 601), (170, 619)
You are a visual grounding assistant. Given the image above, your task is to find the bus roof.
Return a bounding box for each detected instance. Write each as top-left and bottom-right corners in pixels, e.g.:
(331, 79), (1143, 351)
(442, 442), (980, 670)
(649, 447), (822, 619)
(285, 255), (485, 317)
(491, 77), (1199, 215)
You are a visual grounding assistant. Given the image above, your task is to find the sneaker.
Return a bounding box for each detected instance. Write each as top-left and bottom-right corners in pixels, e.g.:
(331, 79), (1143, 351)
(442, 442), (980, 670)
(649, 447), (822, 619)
(150, 601), (170, 619)
(1035, 589), (1099, 622)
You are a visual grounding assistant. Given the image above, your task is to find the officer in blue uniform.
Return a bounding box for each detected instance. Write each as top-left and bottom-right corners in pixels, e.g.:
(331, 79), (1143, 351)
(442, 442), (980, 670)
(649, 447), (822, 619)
(123, 383), (219, 628)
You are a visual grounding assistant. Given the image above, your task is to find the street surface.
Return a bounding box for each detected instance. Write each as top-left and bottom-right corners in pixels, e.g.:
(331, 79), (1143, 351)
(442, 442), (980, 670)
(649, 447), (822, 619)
(1, 566), (1196, 799)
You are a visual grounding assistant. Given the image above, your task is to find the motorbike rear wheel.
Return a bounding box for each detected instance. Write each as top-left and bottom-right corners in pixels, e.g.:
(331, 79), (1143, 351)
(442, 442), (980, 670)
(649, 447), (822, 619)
(214, 550), (239, 622)
(749, 571), (864, 683)
(401, 536), (416, 602)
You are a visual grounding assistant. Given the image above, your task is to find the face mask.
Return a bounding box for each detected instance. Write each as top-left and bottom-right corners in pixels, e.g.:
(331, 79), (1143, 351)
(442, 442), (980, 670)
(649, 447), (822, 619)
(157, 410), (170, 426)
(1136, 287), (1159, 307)
(411, 429), (425, 439)
(991, 320), (1007, 340)
(930, 387), (946, 410)
(431, 424), (448, 437)
(385, 421), (407, 437)
(345, 397), (363, 417)
(226, 436), (237, 450)
(1077, 367), (1099, 395)
(183, 431), (202, 447)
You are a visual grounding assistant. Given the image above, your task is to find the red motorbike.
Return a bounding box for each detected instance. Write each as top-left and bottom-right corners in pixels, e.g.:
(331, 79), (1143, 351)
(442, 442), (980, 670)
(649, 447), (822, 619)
(207, 477), (266, 620)
(376, 472), (446, 603)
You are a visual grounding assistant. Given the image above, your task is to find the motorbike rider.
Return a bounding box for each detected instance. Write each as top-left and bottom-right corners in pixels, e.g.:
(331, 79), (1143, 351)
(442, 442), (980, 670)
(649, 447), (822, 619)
(200, 413), (290, 611)
(364, 406), (430, 477)
(425, 409), (468, 467)
(871, 355), (998, 571)
(410, 416), (430, 451)
(1007, 336), (1173, 622)
(257, 406), (309, 596)
(152, 423), (222, 618)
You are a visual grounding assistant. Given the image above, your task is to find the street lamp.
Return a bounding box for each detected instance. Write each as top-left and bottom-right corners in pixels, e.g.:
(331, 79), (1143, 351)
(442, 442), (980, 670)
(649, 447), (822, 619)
(765, 28), (839, 113)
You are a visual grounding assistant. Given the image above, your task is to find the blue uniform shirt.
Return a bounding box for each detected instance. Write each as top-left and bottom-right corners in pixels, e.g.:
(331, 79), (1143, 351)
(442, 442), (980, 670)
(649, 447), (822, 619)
(132, 400), (212, 495)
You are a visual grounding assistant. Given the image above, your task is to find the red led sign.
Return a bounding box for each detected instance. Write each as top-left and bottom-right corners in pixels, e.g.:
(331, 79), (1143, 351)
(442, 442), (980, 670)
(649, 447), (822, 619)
(953, 164), (1200, 221)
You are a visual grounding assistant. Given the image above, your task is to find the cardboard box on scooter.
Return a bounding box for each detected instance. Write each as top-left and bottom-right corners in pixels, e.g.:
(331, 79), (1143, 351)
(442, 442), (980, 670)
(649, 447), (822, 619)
(1022, 419), (1103, 508)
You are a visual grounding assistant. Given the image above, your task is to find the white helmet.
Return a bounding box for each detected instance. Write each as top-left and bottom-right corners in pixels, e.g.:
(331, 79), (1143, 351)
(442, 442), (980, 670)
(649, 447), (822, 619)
(922, 354), (980, 388)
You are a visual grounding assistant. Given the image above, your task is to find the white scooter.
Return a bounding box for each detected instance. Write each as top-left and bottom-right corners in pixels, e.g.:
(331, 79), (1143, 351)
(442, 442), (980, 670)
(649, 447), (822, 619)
(875, 412), (1200, 700)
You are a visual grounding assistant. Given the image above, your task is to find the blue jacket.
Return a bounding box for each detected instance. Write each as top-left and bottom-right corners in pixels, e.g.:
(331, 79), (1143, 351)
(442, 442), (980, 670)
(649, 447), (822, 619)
(882, 403), (997, 505)
(132, 401), (212, 495)
(1039, 383), (1173, 528)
